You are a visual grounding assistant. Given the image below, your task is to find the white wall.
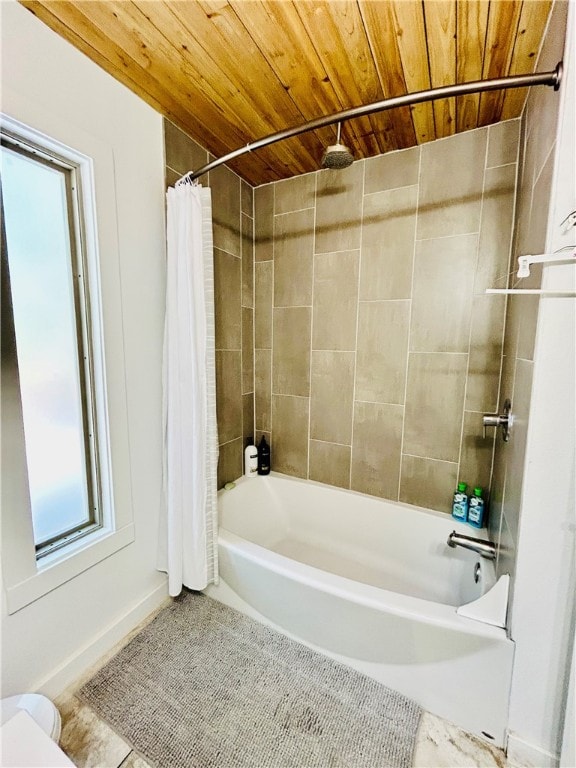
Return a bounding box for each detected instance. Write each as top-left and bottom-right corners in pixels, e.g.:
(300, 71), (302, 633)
(0, 0), (167, 695)
(508, 3), (576, 765)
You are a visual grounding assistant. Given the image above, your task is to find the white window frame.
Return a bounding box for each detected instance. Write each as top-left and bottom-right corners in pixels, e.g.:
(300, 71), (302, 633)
(1, 112), (135, 615)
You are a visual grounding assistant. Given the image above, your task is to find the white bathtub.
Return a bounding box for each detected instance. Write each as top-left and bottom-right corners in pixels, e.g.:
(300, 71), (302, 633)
(205, 473), (514, 746)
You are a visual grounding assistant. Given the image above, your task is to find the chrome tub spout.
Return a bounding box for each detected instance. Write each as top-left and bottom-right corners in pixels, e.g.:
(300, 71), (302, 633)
(447, 530), (496, 560)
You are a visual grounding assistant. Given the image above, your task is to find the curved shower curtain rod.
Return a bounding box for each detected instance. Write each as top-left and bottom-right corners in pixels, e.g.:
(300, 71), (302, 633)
(176, 62), (563, 185)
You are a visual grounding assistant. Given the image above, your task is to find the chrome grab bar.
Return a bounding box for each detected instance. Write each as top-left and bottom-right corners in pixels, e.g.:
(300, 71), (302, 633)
(447, 530), (496, 560)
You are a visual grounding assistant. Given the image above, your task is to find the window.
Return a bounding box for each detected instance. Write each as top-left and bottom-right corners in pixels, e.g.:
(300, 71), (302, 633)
(1, 133), (102, 558)
(1, 112), (135, 616)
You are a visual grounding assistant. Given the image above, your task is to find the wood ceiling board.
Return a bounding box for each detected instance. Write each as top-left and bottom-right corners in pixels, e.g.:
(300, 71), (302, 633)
(294, 1), (386, 156)
(227, 0), (337, 148)
(478, 0), (524, 127)
(389, 1), (436, 144)
(138, 1), (317, 174)
(456, 0), (489, 132)
(500, 0), (554, 121)
(315, 0), (399, 153)
(358, 0), (417, 148)
(192, 0), (325, 165)
(424, 0), (457, 139)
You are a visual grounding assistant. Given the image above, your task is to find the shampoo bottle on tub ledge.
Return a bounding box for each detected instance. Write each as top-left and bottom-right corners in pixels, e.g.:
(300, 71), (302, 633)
(257, 435), (270, 475)
(452, 482), (469, 521)
(468, 487), (486, 527)
(244, 438), (258, 478)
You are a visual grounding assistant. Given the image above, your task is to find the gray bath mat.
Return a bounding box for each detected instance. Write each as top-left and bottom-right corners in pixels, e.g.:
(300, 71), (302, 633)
(79, 592), (421, 768)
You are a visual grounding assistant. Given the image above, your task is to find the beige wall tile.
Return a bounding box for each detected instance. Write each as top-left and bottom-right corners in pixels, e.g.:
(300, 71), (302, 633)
(355, 301), (410, 404)
(274, 173), (316, 214)
(503, 359), (534, 541)
(399, 455), (458, 513)
(351, 401), (403, 499)
(404, 352), (467, 463)
(215, 351), (242, 445)
(315, 162), (364, 254)
(243, 393), (254, 445)
(255, 349), (271, 432)
(255, 262), (273, 349)
(310, 351), (355, 444)
(242, 307), (254, 394)
(516, 294), (540, 362)
(255, 184), (274, 262)
(272, 395), (309, 478)
(214, 248), (241, 351)
(364, 146), (420, 195)
(525, 30), (564, 187)
(218, 438), (243, 488)
(164, 119), (207, 176)
(309, 441), (351, 489)
(459, 411), (494, 501)
(503, 295), (521, 361)
(211, 164), (241, 257)
(273, 209), (314, 307)
(488, 430), (506, 547)
(312, 250), (359, 350)
(527, 147), (555, 258)
(360, 185), (418, 300)
(241, 213), (254, 308)
(486, 120), (520, 168)
(410, 234), (477, 353)
(241, 180), (253, 217)
(272, 307), (311, 397)
(417, 128), (487, 239)
(499, 353), (516, 409)
(475, 164), (517, 294)
(466, 295), (506, 412)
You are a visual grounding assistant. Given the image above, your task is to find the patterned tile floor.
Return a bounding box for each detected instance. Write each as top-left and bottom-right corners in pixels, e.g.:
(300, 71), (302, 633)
(53, 605), (513, 768)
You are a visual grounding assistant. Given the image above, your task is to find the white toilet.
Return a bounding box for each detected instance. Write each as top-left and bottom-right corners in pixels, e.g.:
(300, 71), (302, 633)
(1, 694), (62, 743)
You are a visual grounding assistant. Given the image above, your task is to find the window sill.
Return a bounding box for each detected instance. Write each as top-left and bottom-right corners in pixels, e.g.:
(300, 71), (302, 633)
(4, 523), (135, 615)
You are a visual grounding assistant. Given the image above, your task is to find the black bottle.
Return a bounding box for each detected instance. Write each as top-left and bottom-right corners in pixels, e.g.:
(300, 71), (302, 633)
(257, 435), (271, 475)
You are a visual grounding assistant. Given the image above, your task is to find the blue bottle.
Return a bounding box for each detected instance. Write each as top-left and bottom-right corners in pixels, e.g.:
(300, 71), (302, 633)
(468, 487), (485, 528)
(452, 482), (469, 521)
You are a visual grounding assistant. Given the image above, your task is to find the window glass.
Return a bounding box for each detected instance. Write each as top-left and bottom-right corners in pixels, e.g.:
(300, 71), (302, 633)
(2, 142), (97, 550)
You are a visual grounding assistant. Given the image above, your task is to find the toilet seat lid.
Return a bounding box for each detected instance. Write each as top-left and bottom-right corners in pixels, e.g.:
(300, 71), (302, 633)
(1, 694), (61, 741)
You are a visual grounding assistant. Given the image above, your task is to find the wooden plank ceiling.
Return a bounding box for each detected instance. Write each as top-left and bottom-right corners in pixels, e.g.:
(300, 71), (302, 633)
(20, 0), (553, 186)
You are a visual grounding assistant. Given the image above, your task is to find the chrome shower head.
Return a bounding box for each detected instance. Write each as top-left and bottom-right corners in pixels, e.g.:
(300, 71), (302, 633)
(321, 123), (354, 170)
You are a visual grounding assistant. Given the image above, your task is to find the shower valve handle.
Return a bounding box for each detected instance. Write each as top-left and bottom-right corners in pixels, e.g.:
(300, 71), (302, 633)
(482, 400), (512, 441)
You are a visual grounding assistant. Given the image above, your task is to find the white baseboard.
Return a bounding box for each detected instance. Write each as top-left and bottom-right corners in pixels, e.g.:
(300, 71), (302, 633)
(34, 582), (169, 699)
(507, 732), (560, 768)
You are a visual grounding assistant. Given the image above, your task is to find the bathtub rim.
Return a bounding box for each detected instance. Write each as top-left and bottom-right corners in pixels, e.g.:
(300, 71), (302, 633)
(221, 471), (485, 527)
(219, 528), (507, 642)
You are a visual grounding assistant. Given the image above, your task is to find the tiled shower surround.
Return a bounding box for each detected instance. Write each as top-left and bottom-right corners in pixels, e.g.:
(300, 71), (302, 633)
(165, 118), (521, 515)
(254, 121), (520, 513)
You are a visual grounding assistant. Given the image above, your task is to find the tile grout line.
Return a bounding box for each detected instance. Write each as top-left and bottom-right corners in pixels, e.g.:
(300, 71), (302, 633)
(251, 187), (256, 443)
(397, 145), (422, 502)
(349, 161), (366, 490)
(307, 172), (319, 480)
(270, 183), (276, 451)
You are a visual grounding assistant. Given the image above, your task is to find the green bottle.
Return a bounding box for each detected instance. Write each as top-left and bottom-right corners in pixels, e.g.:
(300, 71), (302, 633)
(452, 481), (469, 521)
(468, 487), (485, 528)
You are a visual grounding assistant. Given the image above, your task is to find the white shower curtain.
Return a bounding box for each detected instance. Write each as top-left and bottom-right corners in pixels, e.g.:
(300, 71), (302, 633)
(157, 182), (219, 596)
